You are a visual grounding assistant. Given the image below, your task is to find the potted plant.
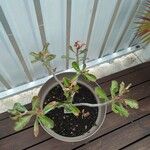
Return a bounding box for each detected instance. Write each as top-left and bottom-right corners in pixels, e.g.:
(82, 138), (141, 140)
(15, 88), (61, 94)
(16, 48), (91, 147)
(8, 41), (139, 142)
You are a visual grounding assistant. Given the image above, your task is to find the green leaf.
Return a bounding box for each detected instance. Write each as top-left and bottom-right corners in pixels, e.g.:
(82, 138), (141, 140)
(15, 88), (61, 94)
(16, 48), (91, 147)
(112, 103), (129, 117)
(82, 64), (86, 70)
(46, 54), (56, 61)
(63, 77), (70, 87)
(110, 80), (119, 97)
(124, 99), (139, 109)
(79, 48), (87, 54)
(69, 45), (75, 53)
(72, 61), (80, 72)
(32, 96), (40, 111)
(95, 87), (109, 102)
(43, 101), (58, 114)
(34, 118), (39, 137)
(38, 115), (54, 129)
(73, 84), (80, 92)
(13, 103), (27, 113)
(64, 103), (80, 116)
(64, 91), (70, 98)
(8, 109), (20, 116)
(14, 115), (32, 131)
(119, 82), (125, 95)
(30, 52), (39, 58)
(31, 59), (39, 64)
(71, 74), (79, 82)
(84, 73), (97, 82)
(10, 115), (20, 121)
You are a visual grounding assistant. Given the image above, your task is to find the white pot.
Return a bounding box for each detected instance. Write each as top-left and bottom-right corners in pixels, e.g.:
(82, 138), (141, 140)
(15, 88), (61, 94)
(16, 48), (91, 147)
(38, 72), (107, 142)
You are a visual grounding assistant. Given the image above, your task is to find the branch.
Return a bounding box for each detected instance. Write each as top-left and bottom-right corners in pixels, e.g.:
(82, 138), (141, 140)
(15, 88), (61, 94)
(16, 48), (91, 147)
(74, 99), (114, 107)
(44, 64), (65, 91)
(76, 51), (79, 64)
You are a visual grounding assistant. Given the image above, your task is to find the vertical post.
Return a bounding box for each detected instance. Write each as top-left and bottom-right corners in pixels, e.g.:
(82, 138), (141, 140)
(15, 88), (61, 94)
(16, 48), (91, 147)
(66, 0), (72, 69)
(33, 0), (47, 46)
(113, 0), (141, 53)
(0, 74), (11, 89)
(84, 0), (99, 64)
(99, 0), (121, 58)
(0, 6), (33, 81)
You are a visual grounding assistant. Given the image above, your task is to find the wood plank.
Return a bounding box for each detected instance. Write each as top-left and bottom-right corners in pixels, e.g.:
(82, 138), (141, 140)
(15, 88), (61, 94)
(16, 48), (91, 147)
(0, 80), (150, 140)
(99, 64), (150, 94)
(0, 116), (34, 140)
(122, 136), (150, 150)
(77, 115), (150, 150)
(0, 62), (149, 121)
(25, 96), (150, 150)
(0, 103), (31, 121)
(0, 62), (149, 150)
(96, 61), (150, 84)
(0, 126), (51, 150)
(0, 61), (149, 122)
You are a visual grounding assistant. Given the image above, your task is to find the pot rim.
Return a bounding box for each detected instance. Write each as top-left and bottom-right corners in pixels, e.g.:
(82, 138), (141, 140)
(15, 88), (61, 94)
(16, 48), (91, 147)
(38, 72), (107, 142)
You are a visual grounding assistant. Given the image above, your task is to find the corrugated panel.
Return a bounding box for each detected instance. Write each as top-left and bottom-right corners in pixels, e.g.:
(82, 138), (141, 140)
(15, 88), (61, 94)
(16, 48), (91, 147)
(0, 0), (143, 99)
(0, 81), (6, 92)
(40, 0), (66, 71)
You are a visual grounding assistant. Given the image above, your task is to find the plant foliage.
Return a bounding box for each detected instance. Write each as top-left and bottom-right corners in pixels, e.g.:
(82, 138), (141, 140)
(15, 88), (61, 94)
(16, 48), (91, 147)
(8, 41), (139, 137)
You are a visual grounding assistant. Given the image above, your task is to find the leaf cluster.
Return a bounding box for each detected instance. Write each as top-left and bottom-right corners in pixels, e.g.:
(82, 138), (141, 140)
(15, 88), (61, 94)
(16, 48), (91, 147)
(62, 41), (88, 63)
(30, 43), (56, 66)
(8, 96), (57, 137)
(72, 61), (97, 82)
(8, 41), (139, 138)
(95, 81), (139, 117)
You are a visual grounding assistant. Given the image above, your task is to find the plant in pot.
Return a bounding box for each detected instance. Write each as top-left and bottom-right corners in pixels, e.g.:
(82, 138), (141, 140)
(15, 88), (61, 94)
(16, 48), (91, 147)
(8, 41), (139, 142)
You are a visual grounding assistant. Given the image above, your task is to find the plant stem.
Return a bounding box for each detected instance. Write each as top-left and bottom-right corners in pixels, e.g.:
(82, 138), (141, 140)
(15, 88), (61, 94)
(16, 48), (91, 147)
(76, 51), (79, 64)
(82, 48), (87, 66)
(74, 99), (114, 107)
(18, 111), (35, 117)
(44, 63), (65, 91)
(94, 81), (101, 87)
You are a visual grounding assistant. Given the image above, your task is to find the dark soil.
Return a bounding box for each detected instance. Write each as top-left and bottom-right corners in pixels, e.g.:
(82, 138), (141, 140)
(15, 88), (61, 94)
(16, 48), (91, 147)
(43, 83), (98, 137)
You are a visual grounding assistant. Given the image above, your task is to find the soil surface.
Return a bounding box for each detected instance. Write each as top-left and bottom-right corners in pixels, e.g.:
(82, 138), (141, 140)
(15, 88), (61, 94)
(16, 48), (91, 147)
(43, 83), (98, 137)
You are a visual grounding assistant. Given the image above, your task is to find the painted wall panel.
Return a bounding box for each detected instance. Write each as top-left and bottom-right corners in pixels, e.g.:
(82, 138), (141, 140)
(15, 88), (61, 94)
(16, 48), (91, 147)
(87, 0), (117, 60)
(0, 0), (142, 97)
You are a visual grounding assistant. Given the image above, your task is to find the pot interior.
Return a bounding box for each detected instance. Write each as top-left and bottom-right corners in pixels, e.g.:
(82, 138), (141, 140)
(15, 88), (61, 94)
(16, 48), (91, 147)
(39, 72), (107, 142)
(43, 82), (98, 137)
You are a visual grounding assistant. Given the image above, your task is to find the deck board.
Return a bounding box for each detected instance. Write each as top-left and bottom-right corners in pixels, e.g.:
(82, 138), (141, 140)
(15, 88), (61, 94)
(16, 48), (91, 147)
(0, 61), (149, 121)
(122, 136), (150, 150)
(77, 115), (150, 150)
(0, 62), (150, 150)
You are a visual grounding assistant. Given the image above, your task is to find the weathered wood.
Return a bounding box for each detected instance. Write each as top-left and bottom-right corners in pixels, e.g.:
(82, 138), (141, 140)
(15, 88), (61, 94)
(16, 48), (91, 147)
(0, 62), (149, 150)
(0, 116), (34, 140)
(0, 80), (150, 140)
(0, 126), (51, 150)
(96, 61), (150, 84)
(122, 136), (150, 150)
(25, 97), (150, 150)
(0, 62), (149, 121)
(77, 115), (150, 150)
(0, 103), (31, 121)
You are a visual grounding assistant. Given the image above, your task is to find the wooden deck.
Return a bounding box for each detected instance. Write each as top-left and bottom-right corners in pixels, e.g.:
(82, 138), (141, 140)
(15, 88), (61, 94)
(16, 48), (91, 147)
(0, 62), (150, 150)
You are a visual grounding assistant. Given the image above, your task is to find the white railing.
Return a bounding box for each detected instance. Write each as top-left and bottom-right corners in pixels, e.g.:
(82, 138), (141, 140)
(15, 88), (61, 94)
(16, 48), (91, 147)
(0, 0), (143, 99)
